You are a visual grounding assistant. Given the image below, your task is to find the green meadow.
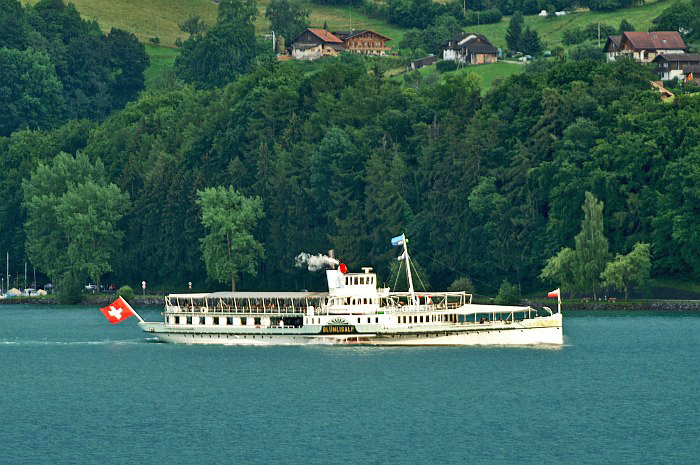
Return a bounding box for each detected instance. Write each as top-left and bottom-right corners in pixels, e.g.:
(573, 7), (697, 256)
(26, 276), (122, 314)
(474, 0), (674, 50)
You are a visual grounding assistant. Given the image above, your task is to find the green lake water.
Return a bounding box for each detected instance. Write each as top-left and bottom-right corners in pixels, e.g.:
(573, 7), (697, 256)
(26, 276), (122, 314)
(1, 305), (698, 464)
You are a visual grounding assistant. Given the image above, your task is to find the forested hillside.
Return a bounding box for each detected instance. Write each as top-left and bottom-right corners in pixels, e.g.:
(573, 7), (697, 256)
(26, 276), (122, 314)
(4, 53), (700, 294)
(3, 0), (700, 300)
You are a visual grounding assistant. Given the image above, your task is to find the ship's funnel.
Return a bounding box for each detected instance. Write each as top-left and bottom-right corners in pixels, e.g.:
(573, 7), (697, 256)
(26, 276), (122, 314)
(326, 269), (343, 291)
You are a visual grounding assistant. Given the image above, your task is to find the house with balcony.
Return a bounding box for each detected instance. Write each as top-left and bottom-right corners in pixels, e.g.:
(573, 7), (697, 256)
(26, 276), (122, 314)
(333, 30), (392, 56)
(653, 53), (700, 81)
(606, 31), (686, 62)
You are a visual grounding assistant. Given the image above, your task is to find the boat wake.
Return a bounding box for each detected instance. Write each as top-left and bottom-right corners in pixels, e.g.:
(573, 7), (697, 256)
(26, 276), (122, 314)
(0, 337), (159, 346)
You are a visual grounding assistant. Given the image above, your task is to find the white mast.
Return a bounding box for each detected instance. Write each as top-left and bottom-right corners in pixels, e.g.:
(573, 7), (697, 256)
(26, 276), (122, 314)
(402, 235), (416, 308)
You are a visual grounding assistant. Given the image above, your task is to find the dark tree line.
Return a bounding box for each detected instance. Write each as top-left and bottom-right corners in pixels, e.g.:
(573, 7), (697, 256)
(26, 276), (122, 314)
(3, 53), (700, 296)
(0, 0), (149, 137)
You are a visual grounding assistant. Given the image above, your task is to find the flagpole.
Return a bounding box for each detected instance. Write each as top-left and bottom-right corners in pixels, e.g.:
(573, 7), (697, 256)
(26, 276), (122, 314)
(121, 296), (145, 322)
(558, 288), (562, 315)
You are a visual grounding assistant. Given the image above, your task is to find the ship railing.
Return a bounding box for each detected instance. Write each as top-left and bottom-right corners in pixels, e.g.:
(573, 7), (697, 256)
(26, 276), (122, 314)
(165, 295), (325, 315)
(380, 291), (471, 312)
(164, 305), (305, 315)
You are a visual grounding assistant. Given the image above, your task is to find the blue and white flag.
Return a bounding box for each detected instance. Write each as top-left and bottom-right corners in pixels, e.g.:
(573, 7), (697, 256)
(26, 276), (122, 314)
(391, 234), (405, 247)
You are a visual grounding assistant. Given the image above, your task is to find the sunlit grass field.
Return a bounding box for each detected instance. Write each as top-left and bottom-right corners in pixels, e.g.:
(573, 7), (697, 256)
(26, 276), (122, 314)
(474, 0), (673, 50)
(21, 0), (218, 48)
(22, 0), (675, 51)
(22, 0), (404, 48)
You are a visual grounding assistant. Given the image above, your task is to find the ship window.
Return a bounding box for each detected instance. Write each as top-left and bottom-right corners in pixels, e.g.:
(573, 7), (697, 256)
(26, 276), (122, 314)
(357, 318), (360, 324)
(420, 316), (424, 323)
(227, 317), (233, 325)
(354, 277), (359, 285)
(186, 316), (192, 324)
(200, 317), (205, 325)
(241, 317), (247, 325)
(359, 277), (364, 284)
(213, 317), (219, 325)
(254, 317), (261, 325)
(367, 317), (371, 323)
(375, 317), (379, 323)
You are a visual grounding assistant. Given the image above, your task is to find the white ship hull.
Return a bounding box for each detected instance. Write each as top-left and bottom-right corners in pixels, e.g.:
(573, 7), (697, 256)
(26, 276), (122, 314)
(139, 314), (563, 346)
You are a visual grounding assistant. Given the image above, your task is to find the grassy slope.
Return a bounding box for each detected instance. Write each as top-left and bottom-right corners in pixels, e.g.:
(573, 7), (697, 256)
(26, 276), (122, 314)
(396, 61), (526, 93)
(22, 0), (404, 47)
(22, 0), (674, 51)
(475, 0), (674, 50)
(22, 0), (218, 48)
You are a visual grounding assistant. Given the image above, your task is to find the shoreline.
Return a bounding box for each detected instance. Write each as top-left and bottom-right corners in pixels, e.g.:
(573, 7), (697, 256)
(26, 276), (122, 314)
(2, 295), (700, 312)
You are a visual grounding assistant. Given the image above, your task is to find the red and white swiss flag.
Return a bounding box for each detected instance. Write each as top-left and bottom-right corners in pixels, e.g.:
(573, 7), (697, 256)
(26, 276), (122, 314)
(547, 288), (560, 299)
(100, 297), (134, 324)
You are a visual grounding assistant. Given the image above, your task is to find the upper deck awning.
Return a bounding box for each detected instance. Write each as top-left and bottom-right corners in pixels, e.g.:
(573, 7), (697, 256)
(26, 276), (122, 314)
(167, 291), (328, 300)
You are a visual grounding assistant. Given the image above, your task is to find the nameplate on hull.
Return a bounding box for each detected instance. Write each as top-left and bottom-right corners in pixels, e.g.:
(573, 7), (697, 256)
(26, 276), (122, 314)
(320, 325), (358, 334)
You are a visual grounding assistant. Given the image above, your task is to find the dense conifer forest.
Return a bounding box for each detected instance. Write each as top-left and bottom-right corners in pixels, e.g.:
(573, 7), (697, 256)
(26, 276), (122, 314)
(2, 0), (700, 298)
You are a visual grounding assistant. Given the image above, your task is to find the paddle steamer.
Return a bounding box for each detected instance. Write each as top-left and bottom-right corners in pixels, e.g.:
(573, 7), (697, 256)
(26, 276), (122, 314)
(137, 235), (563, 345)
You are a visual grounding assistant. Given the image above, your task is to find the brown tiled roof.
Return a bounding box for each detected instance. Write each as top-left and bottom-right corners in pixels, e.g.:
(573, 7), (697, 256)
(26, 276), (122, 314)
(622, 31), (686, 51)
(307, 28), (343, 44)
(335, 29), (392, 41)
(653, 53), (700, 63)
(604, 35), (622, 52)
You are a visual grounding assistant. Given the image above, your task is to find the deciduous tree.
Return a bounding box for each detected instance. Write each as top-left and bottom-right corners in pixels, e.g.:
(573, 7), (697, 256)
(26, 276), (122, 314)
(22, 152), (130, 286)
(601, 242), (651, 299)
(196, 186), (264, 291)
(573, 192), (610, 299)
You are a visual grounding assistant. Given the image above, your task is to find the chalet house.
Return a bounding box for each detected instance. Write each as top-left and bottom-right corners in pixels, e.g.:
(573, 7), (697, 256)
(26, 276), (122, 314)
(606, 31), (686, 63)
(653, 53), (700, 81)
(333, 30), (392, 56)
(442, 33), (498, 65)
(603, 35), (622, 62)
(291, 28), (345, 61)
